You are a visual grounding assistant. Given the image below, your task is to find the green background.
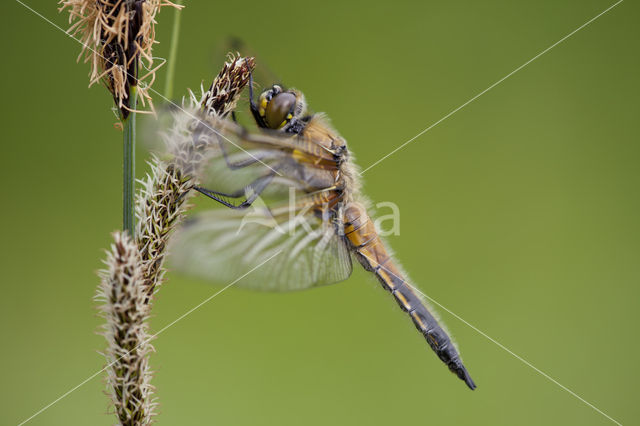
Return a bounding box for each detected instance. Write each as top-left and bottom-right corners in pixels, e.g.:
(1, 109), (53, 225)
(2, 1), (638, 425)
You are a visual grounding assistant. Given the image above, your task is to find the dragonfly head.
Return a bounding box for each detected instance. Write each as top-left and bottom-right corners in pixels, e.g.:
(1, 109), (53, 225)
(257, 85), (307, 130)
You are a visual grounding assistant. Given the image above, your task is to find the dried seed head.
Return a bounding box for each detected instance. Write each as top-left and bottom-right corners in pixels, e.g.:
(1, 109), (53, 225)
(96, 231), (156, 424)
(59, 0), (182, 118)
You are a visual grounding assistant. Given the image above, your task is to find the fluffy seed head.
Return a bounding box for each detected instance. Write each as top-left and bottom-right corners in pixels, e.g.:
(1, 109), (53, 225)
(135, 54), (255, 301)
(96, 231), (156, 424)
(169, 55), (256, 177)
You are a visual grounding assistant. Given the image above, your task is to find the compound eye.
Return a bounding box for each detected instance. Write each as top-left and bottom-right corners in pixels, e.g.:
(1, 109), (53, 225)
(265, 92), (296, 129)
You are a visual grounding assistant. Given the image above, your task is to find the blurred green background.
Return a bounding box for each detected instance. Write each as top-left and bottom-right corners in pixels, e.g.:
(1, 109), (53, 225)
(2, 1), (638, 425)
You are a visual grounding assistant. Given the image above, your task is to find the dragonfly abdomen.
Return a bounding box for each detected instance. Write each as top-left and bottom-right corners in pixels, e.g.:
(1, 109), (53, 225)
(343, 203), (476, 390)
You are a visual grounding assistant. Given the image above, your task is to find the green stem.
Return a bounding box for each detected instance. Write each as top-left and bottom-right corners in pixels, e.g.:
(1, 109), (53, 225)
(163, 0), (183, 99)
(123, 86), (137, 237)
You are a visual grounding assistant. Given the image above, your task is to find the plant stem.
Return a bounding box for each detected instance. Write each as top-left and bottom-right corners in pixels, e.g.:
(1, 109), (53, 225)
(123, 85), (137, 237)
(163, 0), (183, 100)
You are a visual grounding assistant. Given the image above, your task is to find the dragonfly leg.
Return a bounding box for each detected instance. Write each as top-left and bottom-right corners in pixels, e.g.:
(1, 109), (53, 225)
(194, 171), (277, 209)
(248, 70), (256, 110)
(248, 70), (267, 128)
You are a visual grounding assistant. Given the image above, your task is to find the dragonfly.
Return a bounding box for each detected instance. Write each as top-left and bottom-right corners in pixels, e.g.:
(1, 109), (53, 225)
(170, 74), (477, 390)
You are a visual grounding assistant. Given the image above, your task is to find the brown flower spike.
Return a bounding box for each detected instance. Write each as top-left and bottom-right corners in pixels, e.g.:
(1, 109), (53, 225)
(136, 55), (255, 302)
(201, 56), (256, 118)
(59, 0), (181, 118)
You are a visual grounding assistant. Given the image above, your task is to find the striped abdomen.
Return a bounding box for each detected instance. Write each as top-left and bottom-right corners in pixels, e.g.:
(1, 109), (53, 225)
(343, 203), (476, 390)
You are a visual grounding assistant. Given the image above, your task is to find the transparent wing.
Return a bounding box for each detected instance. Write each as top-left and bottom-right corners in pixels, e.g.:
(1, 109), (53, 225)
(190, 118), (339, 203)
(163, 107), (351, 291)
(169, 202), (353, 291)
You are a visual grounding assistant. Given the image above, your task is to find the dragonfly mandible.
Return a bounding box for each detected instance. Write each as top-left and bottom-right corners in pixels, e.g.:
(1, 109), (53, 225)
(170, 74), (477, 390)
